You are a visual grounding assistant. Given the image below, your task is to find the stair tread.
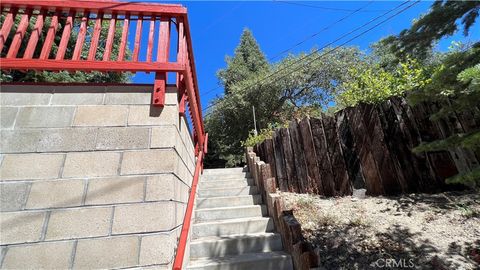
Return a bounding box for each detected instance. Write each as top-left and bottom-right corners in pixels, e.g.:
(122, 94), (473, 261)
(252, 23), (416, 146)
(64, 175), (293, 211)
(188, 251), (291, 266)
(198, 186), (257, 191)
(193, 216), (271, 226)
(199, 183), (250, 189)
(196, 194), (259, 200)
(198, 177), (253, 184)
(195, 204), (263, 212)
(191, 232), (280, 243)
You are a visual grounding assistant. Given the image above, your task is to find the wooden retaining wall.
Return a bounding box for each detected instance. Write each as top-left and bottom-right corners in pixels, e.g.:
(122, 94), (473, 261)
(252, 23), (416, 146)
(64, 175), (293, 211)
(252, 97), (479, 196)
(245, 149), (318, 269)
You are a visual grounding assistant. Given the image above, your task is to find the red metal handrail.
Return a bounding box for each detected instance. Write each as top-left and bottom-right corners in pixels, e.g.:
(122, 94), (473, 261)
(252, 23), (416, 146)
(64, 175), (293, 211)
(0, 0), (205, 151)
(173, 132), (207, 270)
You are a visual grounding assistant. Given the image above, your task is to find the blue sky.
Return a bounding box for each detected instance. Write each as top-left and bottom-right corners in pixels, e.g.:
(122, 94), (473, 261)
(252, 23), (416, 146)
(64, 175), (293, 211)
(130, 1), (480, 112)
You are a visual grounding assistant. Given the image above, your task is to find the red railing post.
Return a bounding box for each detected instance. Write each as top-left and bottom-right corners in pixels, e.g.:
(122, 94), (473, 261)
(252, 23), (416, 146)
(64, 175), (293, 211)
(0, 8), (17, 52)
(23, 10), (46, 59)
(39, 11), (59, 59)
(152, 17), (171, 107)
(7, 9), (30, 58)
(72, 12), (89, 60)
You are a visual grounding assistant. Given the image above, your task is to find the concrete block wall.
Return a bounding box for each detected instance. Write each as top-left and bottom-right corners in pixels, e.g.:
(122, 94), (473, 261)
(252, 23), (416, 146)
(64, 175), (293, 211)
(0, 84), (196, 269)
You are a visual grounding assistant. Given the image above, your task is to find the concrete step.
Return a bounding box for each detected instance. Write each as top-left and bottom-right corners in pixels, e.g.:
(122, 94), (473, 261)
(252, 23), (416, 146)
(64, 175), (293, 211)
(192, 217), (274, 238)
(197, 186), (259, 198)
(199, 179), (253, 189)
(195, 205), (266, 222)
(187, 251), (293, 270)
(203, 168), (246, 175)
(196, 195), (262, 209)
(201, 173), (251, 181)
(190, 233), (283, 259)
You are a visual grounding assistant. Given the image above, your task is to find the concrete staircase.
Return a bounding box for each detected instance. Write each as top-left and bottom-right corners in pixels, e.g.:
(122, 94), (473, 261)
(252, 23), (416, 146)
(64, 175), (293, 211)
(187, 167), (293, 270)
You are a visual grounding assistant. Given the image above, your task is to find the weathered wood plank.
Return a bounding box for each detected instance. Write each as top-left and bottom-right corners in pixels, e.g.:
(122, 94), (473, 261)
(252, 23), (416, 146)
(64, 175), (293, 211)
(289, 120), (309, 193)
(346, 104), (384, 195)
(273, 131), (288, 191)
(298, 117), (322, 194)
(279, 128), (298, 192)
(309, 117), (335, 196)
(336, 109), (365, 191)
(322, 113), (352, 195)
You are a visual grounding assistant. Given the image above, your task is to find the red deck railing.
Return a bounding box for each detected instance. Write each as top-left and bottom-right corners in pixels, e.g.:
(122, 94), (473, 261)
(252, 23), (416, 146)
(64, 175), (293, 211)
(0, 1), (206, 268)
(0, 0), (205, 151)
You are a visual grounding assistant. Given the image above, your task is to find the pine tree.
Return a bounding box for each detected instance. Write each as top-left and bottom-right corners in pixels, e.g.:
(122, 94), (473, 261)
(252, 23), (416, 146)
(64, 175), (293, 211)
(384, 0), (480, 59)
(217, 28), (269, 95)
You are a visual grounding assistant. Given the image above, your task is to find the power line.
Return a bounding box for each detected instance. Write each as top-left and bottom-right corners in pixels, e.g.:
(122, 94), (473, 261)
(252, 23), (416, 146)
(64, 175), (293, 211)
(268, 0), (374, 61)
(273, 0), (390, 13)
(202, 0), (419, 115)
(247, 0), (414, 92)
(201, 0), (374, 98)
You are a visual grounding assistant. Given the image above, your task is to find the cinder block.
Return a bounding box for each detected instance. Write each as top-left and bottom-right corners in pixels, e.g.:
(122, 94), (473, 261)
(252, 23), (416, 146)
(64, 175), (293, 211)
(51, 86), (105, 105)
(2, 241), (74, 269)
(0, 182), (29, 211)
(178, 181), (190, 203)
(121, 149), (177, 175)
(26, 179), (85, 209)
(105, 85), (151, 105)
(0, 129), (40, 153)
(0, 107), (18, 129)
(15, 106), (75, 128)
(112, 202), (176, 234)
(150, 125), (179, 149)
(96, 127), (149, 150)
(145, 174), (176, 202)
(0, 88), (52, 106)
(176, 203), (186, 226)
(63, 152), (120, 178)
(0, 211), (45, 244)
(73, 105), (128, 126)
(45, 207), (111, 240)
(127, 105), (179, 127)
(37, 128), (97, 152)
(85, 176), (144, 205)
(74, 236), (139, 269)
(145, 174), (190, 202)
(0, 154), (64, 181)
(176, 161), (193, 185)
(139, 233), (176, 265)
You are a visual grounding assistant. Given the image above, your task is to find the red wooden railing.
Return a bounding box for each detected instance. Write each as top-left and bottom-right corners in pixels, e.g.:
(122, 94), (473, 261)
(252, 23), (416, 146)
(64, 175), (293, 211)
(0, 2), (207, 268)
(0, 0), (205, 151)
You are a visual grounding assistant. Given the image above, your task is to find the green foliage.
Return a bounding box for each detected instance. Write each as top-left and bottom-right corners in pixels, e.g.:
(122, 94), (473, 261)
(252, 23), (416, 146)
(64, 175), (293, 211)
(242, 126), (276, 148)
(405, 44), (480, 187)
(337, 57), (431, 107)
(408, 44), (480, 118)
(205, 43), (365, 167)
(0, 12), (131, 83)
(446, 167), (480, 189)
(413, 131), (480, 153)
(217, 29), (270, 95)
(384, 0), (480, 59)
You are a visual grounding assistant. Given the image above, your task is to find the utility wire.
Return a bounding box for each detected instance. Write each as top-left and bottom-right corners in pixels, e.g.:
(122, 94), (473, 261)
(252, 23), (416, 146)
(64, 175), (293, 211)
(203, 0), (419, 115)
(273, 0), (390, 13)
(201, 0), (374, 98)
(246, 0), (413, 93)
(268, 0), (374, 61)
